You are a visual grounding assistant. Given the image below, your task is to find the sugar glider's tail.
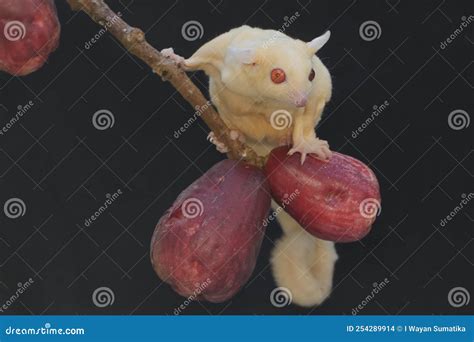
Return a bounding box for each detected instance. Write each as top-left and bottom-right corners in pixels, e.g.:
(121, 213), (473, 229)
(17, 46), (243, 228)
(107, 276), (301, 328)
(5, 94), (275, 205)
(270, 202), (338, 307)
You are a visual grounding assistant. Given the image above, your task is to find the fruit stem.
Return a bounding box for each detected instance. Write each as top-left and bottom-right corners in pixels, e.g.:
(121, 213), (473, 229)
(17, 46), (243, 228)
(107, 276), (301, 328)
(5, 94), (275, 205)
(67, 0), (266, 168)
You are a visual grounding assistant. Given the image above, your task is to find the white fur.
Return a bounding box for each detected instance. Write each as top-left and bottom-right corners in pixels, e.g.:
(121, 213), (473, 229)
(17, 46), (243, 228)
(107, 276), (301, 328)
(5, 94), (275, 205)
(162, 26), (338, 306)
(307, 31), (331, 53)
(271, 202), (338, 306)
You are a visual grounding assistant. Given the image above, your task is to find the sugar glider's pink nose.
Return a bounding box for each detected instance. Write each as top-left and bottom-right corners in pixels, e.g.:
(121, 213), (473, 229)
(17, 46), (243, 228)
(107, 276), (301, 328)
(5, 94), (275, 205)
(294, 96), (308, 107)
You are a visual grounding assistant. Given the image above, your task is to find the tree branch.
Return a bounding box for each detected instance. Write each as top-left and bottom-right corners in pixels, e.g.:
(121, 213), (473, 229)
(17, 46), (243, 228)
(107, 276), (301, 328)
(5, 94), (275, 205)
(67, 0), (265, 168)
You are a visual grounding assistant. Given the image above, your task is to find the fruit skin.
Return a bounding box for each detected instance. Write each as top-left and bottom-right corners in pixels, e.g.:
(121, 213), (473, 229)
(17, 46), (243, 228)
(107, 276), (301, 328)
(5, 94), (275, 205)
(151, 159), (271, 303)
(265, 146), (381, 242)
(0, 0), (60, 76)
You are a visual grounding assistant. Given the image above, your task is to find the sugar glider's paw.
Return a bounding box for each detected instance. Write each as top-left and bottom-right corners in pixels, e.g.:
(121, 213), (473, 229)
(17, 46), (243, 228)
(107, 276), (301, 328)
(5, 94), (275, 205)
(161, 48), (187, 68)
(207, 131), (229, 153)
(288, 137), (332, 164)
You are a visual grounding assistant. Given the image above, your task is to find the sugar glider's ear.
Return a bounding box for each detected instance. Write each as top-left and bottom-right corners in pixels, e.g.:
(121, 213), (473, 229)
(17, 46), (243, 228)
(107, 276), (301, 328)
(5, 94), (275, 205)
(307, 31), (330, 54)
(226, 46), (257, 65)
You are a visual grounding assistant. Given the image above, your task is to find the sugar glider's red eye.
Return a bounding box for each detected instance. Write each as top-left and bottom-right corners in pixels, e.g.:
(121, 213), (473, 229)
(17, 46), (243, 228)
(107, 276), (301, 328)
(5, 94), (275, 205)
(271, 68), (286, 84)
(308, 69), (315, 81)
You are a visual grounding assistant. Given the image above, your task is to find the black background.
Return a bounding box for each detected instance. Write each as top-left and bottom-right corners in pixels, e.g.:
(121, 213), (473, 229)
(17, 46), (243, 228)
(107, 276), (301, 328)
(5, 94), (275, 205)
(0, 0), (472, 315)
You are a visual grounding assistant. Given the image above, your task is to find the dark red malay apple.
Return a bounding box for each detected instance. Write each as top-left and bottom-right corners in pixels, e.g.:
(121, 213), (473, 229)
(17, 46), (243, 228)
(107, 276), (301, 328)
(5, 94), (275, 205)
(0, 0), (60, 76)
(151, 159), (271, 303)
(265, 146), (381, 242)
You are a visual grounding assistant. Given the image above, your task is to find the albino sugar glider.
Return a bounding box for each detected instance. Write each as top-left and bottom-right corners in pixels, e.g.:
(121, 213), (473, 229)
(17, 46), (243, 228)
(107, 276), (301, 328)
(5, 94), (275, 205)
(162, 25), (338, 307)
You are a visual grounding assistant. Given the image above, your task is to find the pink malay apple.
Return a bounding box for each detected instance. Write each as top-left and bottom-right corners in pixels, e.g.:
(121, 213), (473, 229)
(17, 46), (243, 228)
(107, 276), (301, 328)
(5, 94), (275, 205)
(0, 0), (60, 76)
(151, 159), (271, 303)
(265, 146), (381, 242)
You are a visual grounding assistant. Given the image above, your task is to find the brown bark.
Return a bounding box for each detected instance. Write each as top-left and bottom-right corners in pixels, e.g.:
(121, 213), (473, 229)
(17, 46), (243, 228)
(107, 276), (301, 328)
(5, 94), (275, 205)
(67, 0), (265, 168)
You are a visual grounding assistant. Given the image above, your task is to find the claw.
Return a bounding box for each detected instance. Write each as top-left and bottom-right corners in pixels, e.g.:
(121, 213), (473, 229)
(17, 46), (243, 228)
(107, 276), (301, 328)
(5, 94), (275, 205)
(207, 132), (214, 142)
(288, 137), (332, 164)
(207, 132), (229, 153)
(288, 147), (306, 164)
(300, 152), (307, 165)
